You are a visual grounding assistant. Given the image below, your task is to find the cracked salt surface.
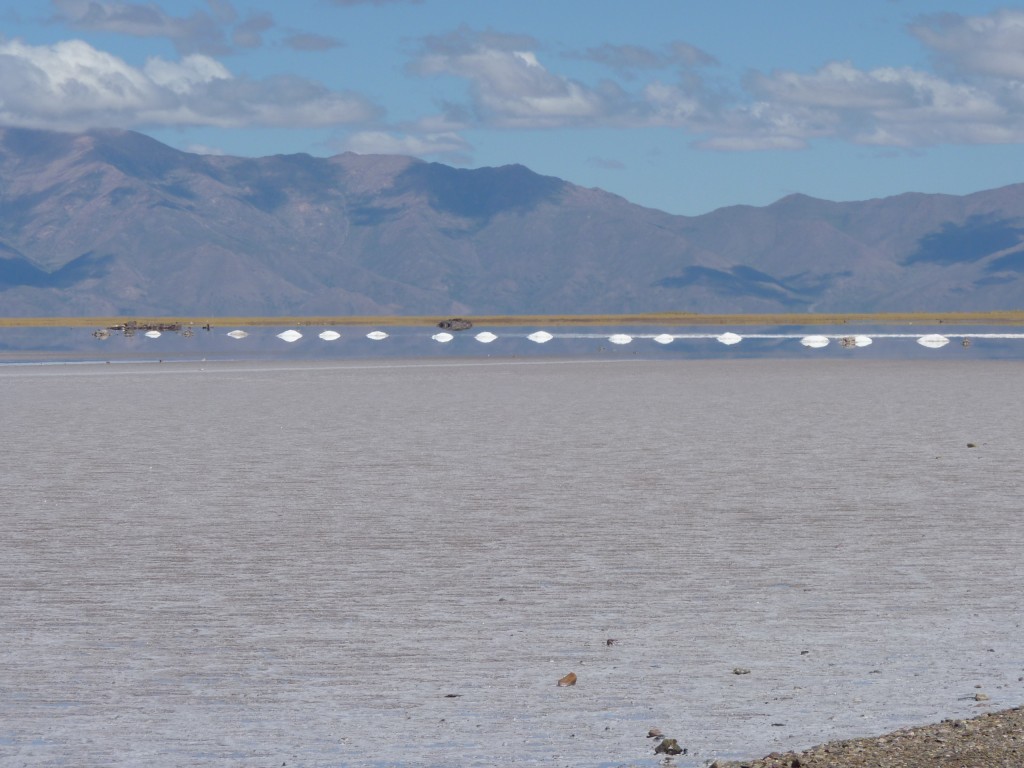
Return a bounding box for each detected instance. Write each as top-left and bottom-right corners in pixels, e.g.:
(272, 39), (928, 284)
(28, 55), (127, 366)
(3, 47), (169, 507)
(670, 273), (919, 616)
(1, 359), (1022, 767)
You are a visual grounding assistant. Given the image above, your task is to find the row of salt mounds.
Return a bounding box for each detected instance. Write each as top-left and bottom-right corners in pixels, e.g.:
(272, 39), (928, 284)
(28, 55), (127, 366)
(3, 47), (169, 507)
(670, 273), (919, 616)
(226, 330), (391, 342)
(220, 330), (958, 348)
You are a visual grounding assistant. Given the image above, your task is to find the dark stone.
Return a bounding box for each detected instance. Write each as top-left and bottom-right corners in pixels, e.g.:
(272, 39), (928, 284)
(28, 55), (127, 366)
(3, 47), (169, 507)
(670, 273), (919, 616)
(654, 738), (684, 755)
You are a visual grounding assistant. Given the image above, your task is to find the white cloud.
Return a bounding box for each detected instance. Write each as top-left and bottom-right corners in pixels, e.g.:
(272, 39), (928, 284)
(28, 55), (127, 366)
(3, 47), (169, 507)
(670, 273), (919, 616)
(709, 10), (1024, 150)
(747, 61), (918, 110)
(0, 39), (163, 124)
(404, 12), (1024, 152)
(183, 143), (226, 155)
(343, 130), (470, 160)
(642, 82), (706, 125)
(143, 53), (231, 94)
(0, 37), (380, 130)
(738, 61), (1010, 148)
(413, 28), (609, 127)
(910, 9), (1024, 80)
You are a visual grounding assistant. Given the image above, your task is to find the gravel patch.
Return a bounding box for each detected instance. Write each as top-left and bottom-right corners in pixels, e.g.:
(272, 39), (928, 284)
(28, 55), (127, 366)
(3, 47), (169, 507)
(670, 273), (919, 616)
(711, 706), (1024, 768)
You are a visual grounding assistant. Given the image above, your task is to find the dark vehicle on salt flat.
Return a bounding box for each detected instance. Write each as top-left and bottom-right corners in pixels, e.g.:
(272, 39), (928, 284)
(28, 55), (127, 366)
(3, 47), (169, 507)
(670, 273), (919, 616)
(437, 318), (474, 331)
(92, 321), (211, 339)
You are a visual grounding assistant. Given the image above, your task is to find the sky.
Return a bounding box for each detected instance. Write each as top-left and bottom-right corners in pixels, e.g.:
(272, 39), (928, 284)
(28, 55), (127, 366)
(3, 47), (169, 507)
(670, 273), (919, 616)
(3, 1), (1024, 215)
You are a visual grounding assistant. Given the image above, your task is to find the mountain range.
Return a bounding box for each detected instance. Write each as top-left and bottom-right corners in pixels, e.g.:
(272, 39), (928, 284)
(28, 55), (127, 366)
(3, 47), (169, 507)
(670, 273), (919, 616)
(1, 126), (1022, 318)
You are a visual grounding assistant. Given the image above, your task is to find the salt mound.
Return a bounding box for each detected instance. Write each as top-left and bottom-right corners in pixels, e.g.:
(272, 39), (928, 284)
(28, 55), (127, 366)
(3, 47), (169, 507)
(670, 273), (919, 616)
(800, 335), (830, 348)
(918, 334), (950, 348)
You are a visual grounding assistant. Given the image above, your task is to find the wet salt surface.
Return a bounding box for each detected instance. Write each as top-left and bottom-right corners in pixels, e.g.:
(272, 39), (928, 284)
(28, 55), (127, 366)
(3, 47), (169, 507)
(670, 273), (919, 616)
(1, 358), (1023, 767)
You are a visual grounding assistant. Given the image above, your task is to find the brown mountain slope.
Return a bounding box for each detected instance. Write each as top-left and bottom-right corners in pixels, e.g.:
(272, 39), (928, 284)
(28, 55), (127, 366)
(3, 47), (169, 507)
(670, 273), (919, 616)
(1, 127), (1021, 317)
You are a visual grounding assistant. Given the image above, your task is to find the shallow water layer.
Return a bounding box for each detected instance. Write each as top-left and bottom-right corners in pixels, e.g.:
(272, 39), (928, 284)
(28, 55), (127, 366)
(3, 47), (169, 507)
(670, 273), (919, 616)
(1, 358), (1022, 767)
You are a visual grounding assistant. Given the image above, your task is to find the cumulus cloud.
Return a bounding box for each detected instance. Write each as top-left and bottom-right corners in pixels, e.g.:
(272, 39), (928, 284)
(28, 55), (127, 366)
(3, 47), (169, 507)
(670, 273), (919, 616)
(698, 9), (1024, 150)
(727, 60), (1010, 149)
(51, 0), (232, 55)
(51, 0), (278, 55)
(412, 27), (626, 127)
(31, 7), (1024, 154)
(400, 11), (1024, 152)
(408, 27), (732, 135)
(0, 37), (380, 130)
(910, 9), (1024, 79)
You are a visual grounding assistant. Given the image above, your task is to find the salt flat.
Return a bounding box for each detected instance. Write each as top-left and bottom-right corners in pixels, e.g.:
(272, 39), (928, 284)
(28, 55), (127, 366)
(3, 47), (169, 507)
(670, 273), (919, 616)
(1, 358), (1022, 767)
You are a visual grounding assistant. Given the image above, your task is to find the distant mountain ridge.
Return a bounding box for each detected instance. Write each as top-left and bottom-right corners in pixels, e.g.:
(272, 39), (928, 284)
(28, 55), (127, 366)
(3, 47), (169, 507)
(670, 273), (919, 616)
(1, 126), (1022, 318)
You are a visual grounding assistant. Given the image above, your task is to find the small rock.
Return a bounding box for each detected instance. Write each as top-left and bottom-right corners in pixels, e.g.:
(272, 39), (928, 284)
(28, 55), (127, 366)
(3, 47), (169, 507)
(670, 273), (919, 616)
(975, 692), (990, 701)
(967, 443), (976, 448)
(647, 727), (663, 739)
(733, 667), (751, 675)
(654, 738), (684, 755)
(606, 638), (618, 646)
(557, 672), (577, 687)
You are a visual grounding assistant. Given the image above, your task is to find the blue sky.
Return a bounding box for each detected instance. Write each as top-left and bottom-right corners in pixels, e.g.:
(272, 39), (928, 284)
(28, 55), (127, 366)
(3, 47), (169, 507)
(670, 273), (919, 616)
(3, 1), (1024, 215)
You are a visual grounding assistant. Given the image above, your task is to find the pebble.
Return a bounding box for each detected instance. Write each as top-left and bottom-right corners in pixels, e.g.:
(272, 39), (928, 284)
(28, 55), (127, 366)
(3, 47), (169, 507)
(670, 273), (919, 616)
(654, 737), (685, 755)
(733, 667), (752, 675)
(556, 672), (577, 687)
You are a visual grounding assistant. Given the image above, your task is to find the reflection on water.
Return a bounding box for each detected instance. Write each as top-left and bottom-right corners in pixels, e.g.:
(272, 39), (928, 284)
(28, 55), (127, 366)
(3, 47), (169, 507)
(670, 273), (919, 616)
(3, 323), (1024, 364)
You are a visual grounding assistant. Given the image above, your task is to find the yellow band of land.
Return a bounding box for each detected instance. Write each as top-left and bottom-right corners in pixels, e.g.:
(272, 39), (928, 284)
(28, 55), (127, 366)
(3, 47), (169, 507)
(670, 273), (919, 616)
(1, 311), (1024, 329)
